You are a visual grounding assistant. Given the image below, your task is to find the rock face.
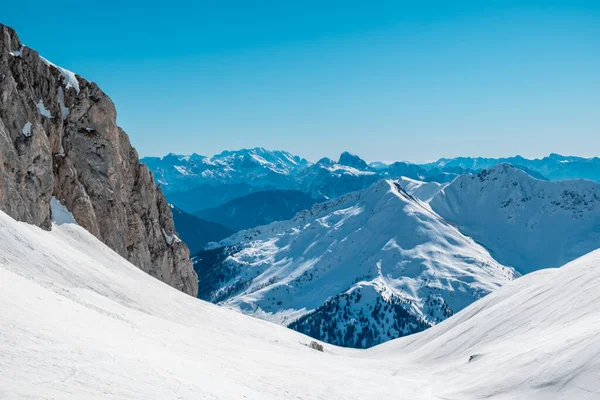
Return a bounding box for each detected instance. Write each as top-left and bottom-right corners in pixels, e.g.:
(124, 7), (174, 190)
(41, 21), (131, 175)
(0, 24), (197, 296)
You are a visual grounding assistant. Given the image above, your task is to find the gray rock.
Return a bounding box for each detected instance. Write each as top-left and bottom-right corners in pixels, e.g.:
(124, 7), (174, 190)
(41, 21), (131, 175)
(0, 24), (198, 296)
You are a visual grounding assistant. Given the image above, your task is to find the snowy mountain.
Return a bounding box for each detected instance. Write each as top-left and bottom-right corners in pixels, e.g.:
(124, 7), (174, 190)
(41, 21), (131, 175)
(296, 155), (381, 199)
(194, 179), (516, 348)
(429, 164), (600, 273)
(142, 148), (309, 194)
(170, 205), (234, 253)
(426, 153), (600, 182)
(195, 190), (321, 231)
(2, 204), (599, 399)
(144, 150), (465, 213)
(296, 153), (464, 200)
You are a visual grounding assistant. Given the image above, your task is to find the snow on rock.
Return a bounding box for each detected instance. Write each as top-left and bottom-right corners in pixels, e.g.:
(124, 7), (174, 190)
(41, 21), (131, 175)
(50, 197), (78, 225)
(21, 121), (32, 137)
(40, 56), (80, 94)
(162, 227), (182, 246)
(195, 179), (516, 348)
(36, 99), (53, 118)
(57, 86), (69, 120)
(429, 163), (600, 273)
(9, 44), (24, 57)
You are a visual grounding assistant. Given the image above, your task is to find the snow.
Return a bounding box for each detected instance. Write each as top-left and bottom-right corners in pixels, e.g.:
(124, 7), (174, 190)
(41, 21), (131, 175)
(50, 197), (78, 225)
(397, 176), (445, 202)
(0, 209), (426, 399)
(429, 164), (600, 273)
(161, 227), (182, 246)
(324, 164), (377, 176)
(141, 148), (310, 195)
(372, 249), (600, 399)
(36, 98), (53, 118)
(1, 204), (599, 398)
(198, 179), (516, 346)
(174, 165), (192, 176)
(9, 45), (24, 57)
(40, 56), (80, 94)
(58, 86), (70, 120)
(21, 121), (32, 137)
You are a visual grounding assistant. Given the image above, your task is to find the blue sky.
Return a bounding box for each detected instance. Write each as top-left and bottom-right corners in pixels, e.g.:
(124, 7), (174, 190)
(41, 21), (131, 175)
(3, 0), (599, 162)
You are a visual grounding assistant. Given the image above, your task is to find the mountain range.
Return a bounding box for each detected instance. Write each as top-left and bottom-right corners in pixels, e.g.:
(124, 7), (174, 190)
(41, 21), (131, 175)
(142, 150), (598, 218)
(194, 164), (600, 347)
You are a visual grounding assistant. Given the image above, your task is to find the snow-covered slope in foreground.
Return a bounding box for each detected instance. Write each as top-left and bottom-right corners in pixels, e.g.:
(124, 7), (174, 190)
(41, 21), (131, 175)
(374, 249), (600, 399)
(195, 180), (516, 348)
(0, 209), (426, 399)
(1, 209), (599, 399)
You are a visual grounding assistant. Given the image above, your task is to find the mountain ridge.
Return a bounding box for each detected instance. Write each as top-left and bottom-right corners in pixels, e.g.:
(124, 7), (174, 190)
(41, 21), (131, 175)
(195, 178), (516, 348)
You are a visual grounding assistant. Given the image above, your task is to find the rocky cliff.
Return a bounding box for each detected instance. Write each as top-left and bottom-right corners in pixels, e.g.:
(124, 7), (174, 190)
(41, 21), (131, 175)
(0, 24), (197, 296)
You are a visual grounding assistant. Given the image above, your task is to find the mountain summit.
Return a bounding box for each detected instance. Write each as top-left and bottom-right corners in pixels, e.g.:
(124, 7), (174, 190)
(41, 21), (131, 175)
(430, 163), (600, 273)
(338, 151), (369, 170)
(194, 179), (516, 347)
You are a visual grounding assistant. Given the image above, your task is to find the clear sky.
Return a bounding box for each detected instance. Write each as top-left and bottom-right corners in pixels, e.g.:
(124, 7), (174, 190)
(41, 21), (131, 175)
(3, 1), (599, 162)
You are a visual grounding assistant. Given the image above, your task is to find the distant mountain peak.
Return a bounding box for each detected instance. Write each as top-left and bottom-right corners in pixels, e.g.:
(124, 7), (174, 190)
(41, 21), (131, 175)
(338, 151), (368, 170)
(316, 157), (335, 166)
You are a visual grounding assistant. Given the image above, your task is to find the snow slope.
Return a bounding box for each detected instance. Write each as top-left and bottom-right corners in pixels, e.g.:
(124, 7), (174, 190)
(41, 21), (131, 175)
(430, 164), (600, 273)
(375, 248), (600, 399)
(397, 176), (445, 202)
(195, 179), (516, 347)
(2, 203), (600, 399)
(0, 209), (429, 399)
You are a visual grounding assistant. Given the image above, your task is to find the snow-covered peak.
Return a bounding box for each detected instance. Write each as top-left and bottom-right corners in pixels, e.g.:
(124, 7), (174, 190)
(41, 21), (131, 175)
(211, 147), (310, 174)
(430, 164), (600, 273)
(196, 179), (516, 347)
(142, 148), (311, 195)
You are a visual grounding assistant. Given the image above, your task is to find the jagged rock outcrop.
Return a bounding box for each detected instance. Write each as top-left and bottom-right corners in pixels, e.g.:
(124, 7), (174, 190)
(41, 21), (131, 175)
(0, 24), (197, 296)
